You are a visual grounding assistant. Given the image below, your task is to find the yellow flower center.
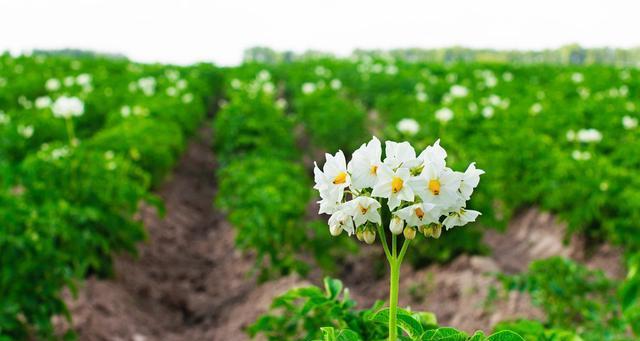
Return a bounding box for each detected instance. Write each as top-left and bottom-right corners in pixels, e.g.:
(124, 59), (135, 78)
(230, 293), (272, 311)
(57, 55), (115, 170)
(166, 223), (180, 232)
(370, 165), (378, 175)
(415, 207), (425, 220)
(333, 171), (347, 184)
(428, 179), (441, 195)
(358, 204), (368, 214)
(391, 176), (404, 193)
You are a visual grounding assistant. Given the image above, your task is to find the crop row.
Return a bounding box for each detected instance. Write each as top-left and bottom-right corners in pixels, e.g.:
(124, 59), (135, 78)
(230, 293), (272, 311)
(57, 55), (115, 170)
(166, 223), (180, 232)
(0, 54), (222, 339)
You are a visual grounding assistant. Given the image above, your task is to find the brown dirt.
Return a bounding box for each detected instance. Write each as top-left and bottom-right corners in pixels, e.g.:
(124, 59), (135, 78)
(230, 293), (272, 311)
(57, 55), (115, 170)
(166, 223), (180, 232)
(60, 124), (624, 340)
(59, 126), (308, 341)
(336, 207), (624, 333)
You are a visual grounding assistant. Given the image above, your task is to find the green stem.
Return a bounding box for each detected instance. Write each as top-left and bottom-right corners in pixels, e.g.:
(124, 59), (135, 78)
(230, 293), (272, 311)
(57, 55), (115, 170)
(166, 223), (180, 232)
(65, 117), (76, 146)
(389, 235), (399, 341)
(377, 224), (392, 261)
(389, 259), (400, 341)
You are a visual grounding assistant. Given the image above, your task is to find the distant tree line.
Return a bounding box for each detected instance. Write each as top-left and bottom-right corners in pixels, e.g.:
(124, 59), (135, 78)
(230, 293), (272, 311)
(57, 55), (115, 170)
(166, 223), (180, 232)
(243, 44), (640, 66)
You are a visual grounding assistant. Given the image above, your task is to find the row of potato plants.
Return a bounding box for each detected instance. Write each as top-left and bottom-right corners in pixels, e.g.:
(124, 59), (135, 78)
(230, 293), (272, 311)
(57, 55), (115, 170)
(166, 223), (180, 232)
(213, 69), (354, 281)
(0, 53), (222, 339)
(258, 57), (640, 264)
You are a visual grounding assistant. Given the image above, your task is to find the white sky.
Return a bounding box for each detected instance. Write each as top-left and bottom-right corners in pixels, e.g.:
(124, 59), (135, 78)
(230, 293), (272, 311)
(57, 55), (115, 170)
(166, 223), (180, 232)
(1, 0), (638, 66)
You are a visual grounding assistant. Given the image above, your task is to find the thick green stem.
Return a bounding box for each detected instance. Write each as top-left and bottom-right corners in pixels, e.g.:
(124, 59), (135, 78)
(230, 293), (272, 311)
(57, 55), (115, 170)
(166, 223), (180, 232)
(389, 257), (400, 341)
(389, 235), (400, 341)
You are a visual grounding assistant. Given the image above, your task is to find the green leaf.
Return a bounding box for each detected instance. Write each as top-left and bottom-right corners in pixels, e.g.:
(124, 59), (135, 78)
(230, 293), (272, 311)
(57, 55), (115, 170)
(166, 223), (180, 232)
(419, 327), (467, 341)
(324, 277), (344, 300)
(486, 330), (525, 341)
(467, 331), (487, 341)
(369, 308), (424, 338)
(320, 327), (363, 341)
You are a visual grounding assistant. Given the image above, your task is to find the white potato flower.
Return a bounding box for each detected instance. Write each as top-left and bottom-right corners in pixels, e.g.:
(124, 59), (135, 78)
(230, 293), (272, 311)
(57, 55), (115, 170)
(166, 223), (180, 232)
(458, 162), (484, 201)
(312, 137), (482, 242)
(314, 150), (351, 212)
(348, 136), (382, 190)
(435, 108), (454, 123)
(45, 78), (61, 91)
(443, 208), (481, 230)
(622, 116), (638, 130)
(35, 96), (52, 109)
(302, 82), (316, 95)
(396, 118), (420, 136)
(347, 196), (382, 227)
(482, 106), (494, 118)
(330, 79), (342, 90)
(329, 208), (355, 236)
(52, 96), (84, 119)
(396, 203), (438, 228)
(372, 165), (414, 211)
(383, 140), (418, 169)
(449, 85), (469, 98)
(576, 129), (602, 143)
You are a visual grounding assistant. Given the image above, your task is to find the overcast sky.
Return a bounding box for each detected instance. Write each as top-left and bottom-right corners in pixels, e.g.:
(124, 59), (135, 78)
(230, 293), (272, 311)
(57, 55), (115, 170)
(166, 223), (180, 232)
(1, 0), (638, 66)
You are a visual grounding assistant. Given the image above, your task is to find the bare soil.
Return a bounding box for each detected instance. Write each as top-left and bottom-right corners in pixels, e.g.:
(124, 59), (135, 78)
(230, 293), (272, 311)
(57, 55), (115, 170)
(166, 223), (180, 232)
(60, 124), (624, 340)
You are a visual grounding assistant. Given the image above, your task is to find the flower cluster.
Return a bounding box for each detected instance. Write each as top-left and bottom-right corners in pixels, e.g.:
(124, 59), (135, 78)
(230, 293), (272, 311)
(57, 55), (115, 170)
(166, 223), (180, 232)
(52, 96), (84, 119)
(313, 137), (484, 243)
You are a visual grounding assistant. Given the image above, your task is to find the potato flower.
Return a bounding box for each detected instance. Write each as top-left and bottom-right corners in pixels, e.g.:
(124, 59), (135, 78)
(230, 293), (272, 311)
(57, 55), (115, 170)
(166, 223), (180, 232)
(312, 137), (483, 341)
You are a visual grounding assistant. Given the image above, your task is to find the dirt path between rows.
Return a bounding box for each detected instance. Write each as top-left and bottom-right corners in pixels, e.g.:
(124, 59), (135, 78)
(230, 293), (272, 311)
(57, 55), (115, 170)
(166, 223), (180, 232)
(61, 123), (624, 340)
(60, 124), (306, 341)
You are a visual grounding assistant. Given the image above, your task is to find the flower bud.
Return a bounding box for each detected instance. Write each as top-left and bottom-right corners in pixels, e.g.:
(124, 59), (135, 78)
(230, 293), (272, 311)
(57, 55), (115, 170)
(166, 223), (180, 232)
(403, 226), (416, 240)
(389, 216), (404, 235)
(431, 224), (442, 239)
(363, 230), (376, 244)
(356, 229), (364, 241)
(329, 223), (343, 236)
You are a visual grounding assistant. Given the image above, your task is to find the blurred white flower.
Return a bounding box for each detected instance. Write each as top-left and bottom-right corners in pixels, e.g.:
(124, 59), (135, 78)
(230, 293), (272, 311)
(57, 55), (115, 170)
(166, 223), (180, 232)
(330, 79), (342, 90)
(529, 103), (543, 115)
(435, 108), (454, 123)
(52, 96), (84, 119)
(166, 87), (178, 97)
(302, 82), (316, 95)
(481, 106), (494, 119)
(275, 98), (288, 110)
(449, 85), (469, 98)
(566, 130), (576, 142)
(230, 79), (242, 89)
(396, 118), (420, 136)
(137, 77), (156, 96)
(622, 115), (638, 130)
(416, 92), (428, 102)
(0, 111), (10, 125)
(17, 125), (34, 138)
(63, 76), (75, 87)
(576, 129), (602, 143)
(35, 96), (52, 109)
(75, 73), (92, 86)
(572, 150), (591, 161)
(571, 72), (584, 83)
(502, 72), (514, 82)
(256, 70), (271, 82)
(121, 105), (132, 117)
(45, 78), (61, 91)
(182, 93), (194, 103)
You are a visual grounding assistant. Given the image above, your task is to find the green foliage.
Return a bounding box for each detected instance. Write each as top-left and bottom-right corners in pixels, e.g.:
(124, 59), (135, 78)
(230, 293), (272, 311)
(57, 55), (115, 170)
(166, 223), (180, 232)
(251, 278), (523, 341)
(216, 155), (312, 279)
(497, 257), (640, 340)
(0, 53), (220, 339)
(293, 91), (369, 153)
(213, 91), (297, 166)
(87, 120), (185, 185)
